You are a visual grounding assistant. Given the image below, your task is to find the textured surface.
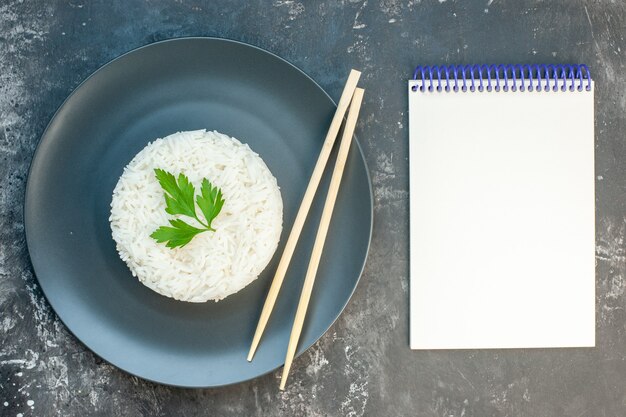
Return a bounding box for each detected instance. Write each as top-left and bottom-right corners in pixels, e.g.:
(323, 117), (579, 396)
(1, 0), (625, 416)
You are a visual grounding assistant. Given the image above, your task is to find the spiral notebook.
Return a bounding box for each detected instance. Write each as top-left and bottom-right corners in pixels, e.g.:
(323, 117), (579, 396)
(409, 65), (595, 349)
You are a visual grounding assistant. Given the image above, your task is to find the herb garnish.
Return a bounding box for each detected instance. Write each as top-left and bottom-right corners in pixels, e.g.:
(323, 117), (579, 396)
(150, 168), (225, 248)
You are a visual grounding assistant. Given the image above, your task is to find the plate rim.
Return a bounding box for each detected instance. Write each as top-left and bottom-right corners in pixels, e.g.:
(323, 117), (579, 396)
(23, 36), (373, 388)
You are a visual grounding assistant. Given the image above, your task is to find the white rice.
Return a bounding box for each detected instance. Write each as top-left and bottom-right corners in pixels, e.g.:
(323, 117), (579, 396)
(109, 130), (283, 302)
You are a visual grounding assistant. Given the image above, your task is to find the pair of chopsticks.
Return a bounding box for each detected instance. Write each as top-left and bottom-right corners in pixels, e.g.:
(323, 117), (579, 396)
(247, 69), (364, 390)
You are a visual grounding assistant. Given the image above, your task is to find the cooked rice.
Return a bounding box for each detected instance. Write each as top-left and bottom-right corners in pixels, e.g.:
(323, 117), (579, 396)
(109, 129), (283, 302)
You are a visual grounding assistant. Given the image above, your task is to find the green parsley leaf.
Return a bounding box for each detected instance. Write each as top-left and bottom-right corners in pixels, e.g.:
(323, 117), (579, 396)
(151, 169), (226, 249)
(150, 219), (206, 248)
(196, 178), (225, 231)
(154, 168), (197, 218)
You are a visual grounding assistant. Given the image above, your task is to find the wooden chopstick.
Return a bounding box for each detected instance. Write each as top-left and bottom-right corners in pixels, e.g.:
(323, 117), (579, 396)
(279, 88), (365, 390)
(247, 70), (361, 362)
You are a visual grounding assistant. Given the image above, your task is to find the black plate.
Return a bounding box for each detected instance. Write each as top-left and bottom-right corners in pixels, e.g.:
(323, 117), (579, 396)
(24, 38), (372, 387)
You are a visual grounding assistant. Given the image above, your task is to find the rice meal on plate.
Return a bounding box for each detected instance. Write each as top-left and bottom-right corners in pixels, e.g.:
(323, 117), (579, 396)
(109, 129), (283, 302)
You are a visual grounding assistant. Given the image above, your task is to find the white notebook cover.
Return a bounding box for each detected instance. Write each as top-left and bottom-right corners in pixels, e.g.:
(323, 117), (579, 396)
(409, 76), (595, 349)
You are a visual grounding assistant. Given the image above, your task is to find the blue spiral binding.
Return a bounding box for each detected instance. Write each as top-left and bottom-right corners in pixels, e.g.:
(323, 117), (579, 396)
(411, 64), (592, 93)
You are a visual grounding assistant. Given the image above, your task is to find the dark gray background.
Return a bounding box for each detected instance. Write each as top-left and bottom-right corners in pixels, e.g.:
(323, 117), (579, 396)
(1, 0), (624, 416)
